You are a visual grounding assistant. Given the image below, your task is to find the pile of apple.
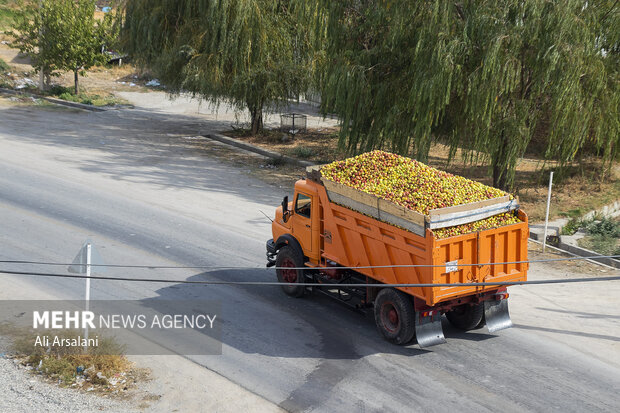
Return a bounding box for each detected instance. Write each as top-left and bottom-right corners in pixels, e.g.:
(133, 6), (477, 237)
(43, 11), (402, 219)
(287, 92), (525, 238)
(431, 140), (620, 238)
(432, 213), (521, 239)
(321, 150), (521, 237)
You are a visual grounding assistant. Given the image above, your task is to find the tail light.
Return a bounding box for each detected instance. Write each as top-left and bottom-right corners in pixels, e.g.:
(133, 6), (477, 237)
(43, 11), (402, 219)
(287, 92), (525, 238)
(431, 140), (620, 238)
(420, 310), (438, 318)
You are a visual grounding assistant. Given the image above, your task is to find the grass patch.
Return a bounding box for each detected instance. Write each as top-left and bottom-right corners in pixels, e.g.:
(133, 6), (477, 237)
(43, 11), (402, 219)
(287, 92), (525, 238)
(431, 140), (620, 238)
(226, 127), (344, 164)
(44, 85), (129, 107)
(289, 146), (316, 159)
(0, 57), (9, 72)
(0, 1), (20, 32)
(1, 323), (136, 392)
(578, 234), (620, 256)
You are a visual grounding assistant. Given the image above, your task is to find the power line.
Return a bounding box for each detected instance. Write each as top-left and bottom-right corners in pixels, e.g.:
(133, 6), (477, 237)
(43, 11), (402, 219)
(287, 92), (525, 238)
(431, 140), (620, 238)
(0, 254), (619, 271)
(0, 269), (619, 288)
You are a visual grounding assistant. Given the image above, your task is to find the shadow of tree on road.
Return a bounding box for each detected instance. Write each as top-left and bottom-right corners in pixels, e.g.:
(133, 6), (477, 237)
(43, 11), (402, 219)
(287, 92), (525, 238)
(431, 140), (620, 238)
(0, 103), (285, 206)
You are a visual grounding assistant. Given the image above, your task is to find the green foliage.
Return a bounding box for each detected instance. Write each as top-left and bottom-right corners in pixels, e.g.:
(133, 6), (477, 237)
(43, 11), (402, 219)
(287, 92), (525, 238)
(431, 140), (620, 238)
(562, 215), (620, 239)
(6, 0), (116, 93)
(122, 0), (312, 134)
(562, 217), (582, 236)
(307, 1), (619, 190)
(584, 216), (620, 238)
(0, 0), (21, 31)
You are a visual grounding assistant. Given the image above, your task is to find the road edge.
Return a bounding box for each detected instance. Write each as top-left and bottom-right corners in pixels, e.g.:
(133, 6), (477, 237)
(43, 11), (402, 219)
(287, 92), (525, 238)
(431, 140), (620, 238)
(204, 133), (316, 167)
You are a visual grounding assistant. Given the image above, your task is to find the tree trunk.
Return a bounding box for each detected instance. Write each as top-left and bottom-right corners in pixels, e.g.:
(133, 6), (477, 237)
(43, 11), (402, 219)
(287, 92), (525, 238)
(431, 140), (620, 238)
(250, 106), (263, 135)
(492, 130), (509, 191)
(74, 69), (79, 95)
(492, 159), (508, 191)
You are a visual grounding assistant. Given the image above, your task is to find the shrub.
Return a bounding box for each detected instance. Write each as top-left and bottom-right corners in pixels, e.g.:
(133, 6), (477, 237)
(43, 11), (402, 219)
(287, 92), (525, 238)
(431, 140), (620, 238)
(291, 146), (316, 159)
(584, 217), (620, 238)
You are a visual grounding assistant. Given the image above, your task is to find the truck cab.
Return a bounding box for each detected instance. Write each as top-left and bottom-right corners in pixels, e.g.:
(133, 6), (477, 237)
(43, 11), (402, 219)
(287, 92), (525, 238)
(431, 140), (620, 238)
(267, 180), (321, 266)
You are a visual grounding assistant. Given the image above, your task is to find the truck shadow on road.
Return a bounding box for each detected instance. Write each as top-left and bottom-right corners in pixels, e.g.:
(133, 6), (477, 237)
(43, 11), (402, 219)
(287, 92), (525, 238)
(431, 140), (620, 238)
(147, 269), (430, 360)
(513, 323), (620, 342)
(146, 269), (506, 360)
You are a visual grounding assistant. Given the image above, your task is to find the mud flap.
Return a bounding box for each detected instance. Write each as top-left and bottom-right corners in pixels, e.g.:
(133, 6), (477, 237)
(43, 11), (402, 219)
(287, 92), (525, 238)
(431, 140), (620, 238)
(483, 299), (513, 333)
(415, 311), (446, 348)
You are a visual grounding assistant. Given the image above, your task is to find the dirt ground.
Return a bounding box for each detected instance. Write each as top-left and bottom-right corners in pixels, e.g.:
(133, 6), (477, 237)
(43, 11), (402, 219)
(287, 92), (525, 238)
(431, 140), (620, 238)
(0, 44), (154, 99)
(227, 127), (620, 222)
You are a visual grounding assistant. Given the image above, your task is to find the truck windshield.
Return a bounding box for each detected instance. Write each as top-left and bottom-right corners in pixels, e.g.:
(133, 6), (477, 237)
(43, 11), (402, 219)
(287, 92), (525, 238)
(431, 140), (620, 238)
(295, 193), (312, 218)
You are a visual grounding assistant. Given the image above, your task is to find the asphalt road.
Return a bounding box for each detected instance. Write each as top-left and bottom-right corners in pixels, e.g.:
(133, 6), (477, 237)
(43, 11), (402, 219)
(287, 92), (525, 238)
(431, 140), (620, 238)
(0, 98), (619, 412)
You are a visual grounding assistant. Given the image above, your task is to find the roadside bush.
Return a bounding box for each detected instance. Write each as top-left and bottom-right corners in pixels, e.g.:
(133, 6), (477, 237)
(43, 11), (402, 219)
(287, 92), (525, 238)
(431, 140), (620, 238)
(568, 216), (620, 256)
(562, 217), (582, 235)
(584, 217), (620, 238)
(563, 216), (620, 237)
(291, 146), (316, 159)
(45, 85), (72, 96)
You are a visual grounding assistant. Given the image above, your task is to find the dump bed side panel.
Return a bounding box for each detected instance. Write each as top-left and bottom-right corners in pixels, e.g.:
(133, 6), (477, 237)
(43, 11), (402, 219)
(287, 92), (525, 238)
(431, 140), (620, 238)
(318, 187), (435, 302)
(315, 182), (528, 306)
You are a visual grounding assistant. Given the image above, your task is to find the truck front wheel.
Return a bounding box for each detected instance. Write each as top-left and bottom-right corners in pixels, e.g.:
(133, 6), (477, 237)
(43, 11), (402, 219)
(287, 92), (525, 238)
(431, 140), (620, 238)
(374, 288), (415, 345)
(275, 246), (306, 298)
(446, 303), (484, 330)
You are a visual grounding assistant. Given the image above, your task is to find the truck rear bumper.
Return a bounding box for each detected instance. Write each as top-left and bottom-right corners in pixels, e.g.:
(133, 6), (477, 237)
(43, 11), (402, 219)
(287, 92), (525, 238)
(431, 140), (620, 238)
(266, 239), (277, 267)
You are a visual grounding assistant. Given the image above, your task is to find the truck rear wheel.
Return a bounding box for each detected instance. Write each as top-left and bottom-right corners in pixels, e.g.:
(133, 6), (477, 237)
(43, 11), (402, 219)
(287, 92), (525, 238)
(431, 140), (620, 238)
(446, 303), (484, 330)
(275, 246), (306, 298)
(374, 288), (415, 345)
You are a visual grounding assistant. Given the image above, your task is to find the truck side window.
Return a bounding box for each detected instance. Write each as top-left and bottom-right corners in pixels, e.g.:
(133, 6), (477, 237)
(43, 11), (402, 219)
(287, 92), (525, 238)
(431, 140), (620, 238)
(295, 193), (312, 218)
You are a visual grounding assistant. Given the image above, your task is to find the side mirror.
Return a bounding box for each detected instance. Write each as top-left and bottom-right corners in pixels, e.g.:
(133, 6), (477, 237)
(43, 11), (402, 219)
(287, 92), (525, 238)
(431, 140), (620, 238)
(281, 196), (289, 222)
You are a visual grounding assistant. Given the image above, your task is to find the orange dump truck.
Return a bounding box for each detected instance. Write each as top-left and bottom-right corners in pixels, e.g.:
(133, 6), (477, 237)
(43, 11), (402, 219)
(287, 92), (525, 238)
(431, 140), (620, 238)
(266, 165), (528, 347)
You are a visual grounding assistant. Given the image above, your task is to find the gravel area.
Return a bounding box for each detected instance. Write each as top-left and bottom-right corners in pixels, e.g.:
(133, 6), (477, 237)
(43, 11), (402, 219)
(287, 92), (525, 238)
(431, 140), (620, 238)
(0, 337), (138, 413)
(0, 357), (139, 413)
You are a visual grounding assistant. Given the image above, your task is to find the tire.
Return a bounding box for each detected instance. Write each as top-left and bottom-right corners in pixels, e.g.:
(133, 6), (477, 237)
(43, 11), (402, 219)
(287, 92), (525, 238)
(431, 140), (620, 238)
(275, 245), (306, 298)
(374, 288), (415, 345)
(446, 303), (484, 331)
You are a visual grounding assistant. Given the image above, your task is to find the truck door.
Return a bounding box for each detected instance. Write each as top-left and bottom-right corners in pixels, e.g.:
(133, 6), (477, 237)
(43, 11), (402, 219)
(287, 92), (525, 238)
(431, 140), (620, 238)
(292, 192), (314, 256)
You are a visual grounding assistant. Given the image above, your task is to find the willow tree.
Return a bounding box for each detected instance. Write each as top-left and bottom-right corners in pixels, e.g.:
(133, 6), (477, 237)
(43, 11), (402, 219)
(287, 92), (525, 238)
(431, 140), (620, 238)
(123, 0), (311, 134)
(309, 1), (618, 190)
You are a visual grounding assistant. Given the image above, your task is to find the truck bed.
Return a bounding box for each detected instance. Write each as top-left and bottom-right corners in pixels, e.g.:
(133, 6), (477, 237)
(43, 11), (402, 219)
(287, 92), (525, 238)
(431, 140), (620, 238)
(307, 165), (519, 237)
(314, 180), (529, 307)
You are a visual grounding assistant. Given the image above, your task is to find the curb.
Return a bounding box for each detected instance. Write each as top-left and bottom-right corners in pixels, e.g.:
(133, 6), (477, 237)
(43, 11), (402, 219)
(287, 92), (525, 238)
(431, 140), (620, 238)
(204, 133), (316, 167)
(557, 242), (620, 269)
(529, 226), (620, 269)
(0, 87), (109, 112)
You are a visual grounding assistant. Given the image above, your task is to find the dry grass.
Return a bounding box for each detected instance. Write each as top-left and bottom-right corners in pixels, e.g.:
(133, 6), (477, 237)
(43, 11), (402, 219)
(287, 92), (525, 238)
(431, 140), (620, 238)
(226, 126), (345, 163)
(0, 323), (139, 393)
